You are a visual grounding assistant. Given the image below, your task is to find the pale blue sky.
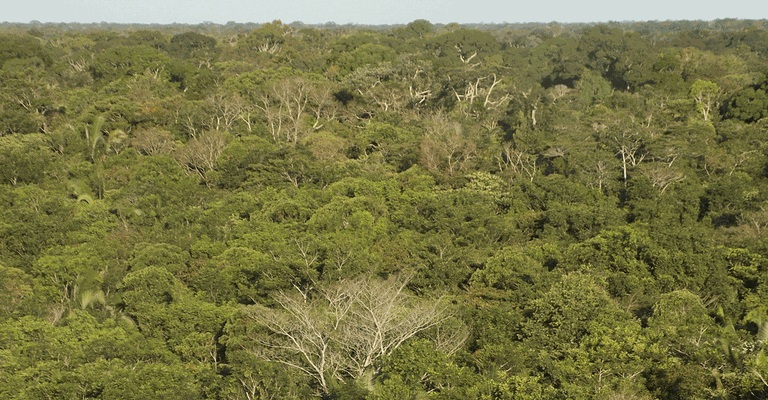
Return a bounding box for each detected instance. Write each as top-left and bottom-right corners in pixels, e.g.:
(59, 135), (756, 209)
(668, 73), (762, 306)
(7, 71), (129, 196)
(3, 0), (767, 24)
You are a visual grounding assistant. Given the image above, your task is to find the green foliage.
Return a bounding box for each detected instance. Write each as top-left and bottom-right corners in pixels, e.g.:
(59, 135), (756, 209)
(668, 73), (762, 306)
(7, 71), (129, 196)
(523, 271), (653, 398)
(0, 264), (35, 318)
(645, 290), (732, 398)
(1, 20), (768, 399)
(470, 246), (548, 299)
(0, 134), (54, 185)
(374, 339), (479, 398)
(331, 43), (397, 75)
(560, 226), (658, 309)
(394, 19), (435, 40)
(89, 45), (171, 81)
(168, 31), (218, 59)
(689, 79), (719, 121)
(0, 184), (76, 268)
(723, 80), (768, 123)
(203, 246), (293, 303)
(0, 33), (52, 67)
(576, 69), (613, 106)
(129, 242), (189, 274)
(430, 28), (500, 63)
(578, 25), (653, 90)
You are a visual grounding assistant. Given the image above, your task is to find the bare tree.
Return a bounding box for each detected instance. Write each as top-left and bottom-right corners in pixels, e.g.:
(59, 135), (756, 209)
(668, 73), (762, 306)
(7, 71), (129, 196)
(739, 205), (768, 236)
(248, 291), (342, 394)
(497, 143), (537, 182)
(203, 90), (244, 133)
(643, 164), (685, 194)
(592, 160), (610, 192)
(343, 59), (443, 117)
(257, 77), (336, 144)
(452, 74), (509, 109)
(420, 114), (477, 176)
(613, 131), (647, 185)
(548, 84), (571, 103)
(518, 87), (542, 128)
(131, 127), (176, 156)
(338, 277), (447, 377)
(246, 275), (450, 394)
(175, 130), (228, 179)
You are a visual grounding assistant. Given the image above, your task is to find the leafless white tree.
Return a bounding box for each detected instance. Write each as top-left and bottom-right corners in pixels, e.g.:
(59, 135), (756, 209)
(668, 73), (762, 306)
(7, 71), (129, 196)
(257, 77), (336, 144)
(246, 275), (451, 394)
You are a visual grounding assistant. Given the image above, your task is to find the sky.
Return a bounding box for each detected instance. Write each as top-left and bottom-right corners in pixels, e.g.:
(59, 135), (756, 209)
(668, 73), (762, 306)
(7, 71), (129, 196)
(3, 0), (767, 25)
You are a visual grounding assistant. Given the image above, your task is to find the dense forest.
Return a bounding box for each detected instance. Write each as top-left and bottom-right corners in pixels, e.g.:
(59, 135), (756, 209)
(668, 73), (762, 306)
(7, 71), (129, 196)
(1, 18), (768, 399)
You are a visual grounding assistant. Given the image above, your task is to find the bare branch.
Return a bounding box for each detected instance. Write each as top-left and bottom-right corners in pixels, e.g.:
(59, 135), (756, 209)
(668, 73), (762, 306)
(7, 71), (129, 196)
(245, 275), (449, 393)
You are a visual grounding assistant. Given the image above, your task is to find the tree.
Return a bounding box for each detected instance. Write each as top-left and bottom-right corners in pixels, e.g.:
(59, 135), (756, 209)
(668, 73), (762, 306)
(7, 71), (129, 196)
(244, 275), (448, 394)
(257, 75), (336, 144)
(0, 59), (58, 135)
(394, 19), (435, 40)
(202, 246), (293, 304)
(167, 31), (219, 62)
(645, 290), (732, 398)
(331, 43), (398, 77)
(174, 129), (229, 179)
(689, 79), (719, 122)
(419, 113), (476, 176)
(131, 126), (176, 156)
(0, 133), (53, 185)
(89, 45), (171, 82)
(470, 246), (547, 297)
(523, 271), (653, 398)
(0, 33), (52, 67)
(429, 28), (500, 66)
(577, 25), (653, 90)
(0, 184), (75, 268)
(240, 20), (292, 56)
(576, 69), (613, 106)
(0, 264), (35, 318)
(723, 81), (768, 123)
(371, 339), (480, 399)
(560, 226), (659, 311)
(108, 155), (201, 230)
